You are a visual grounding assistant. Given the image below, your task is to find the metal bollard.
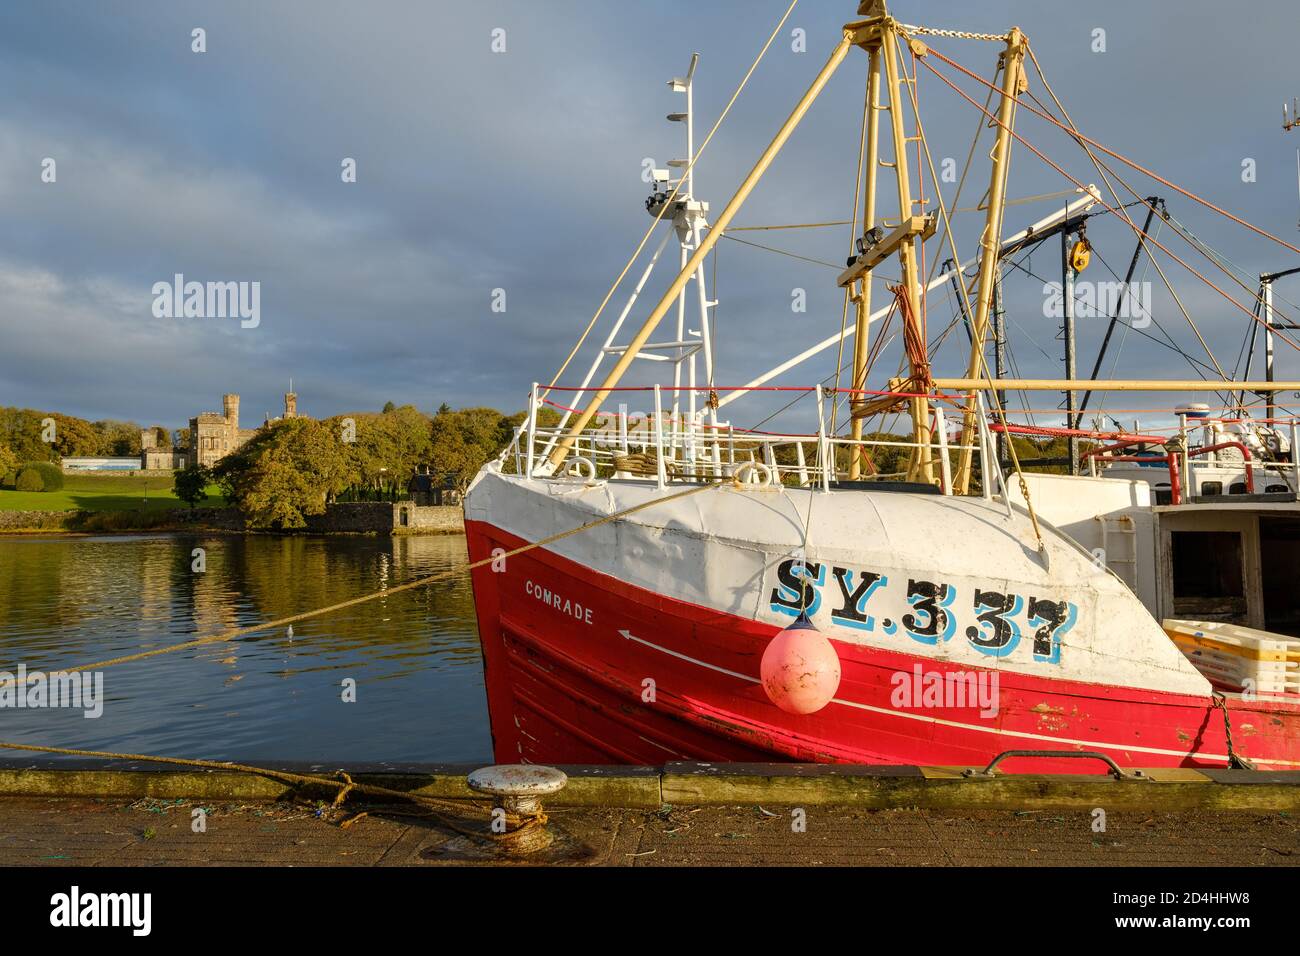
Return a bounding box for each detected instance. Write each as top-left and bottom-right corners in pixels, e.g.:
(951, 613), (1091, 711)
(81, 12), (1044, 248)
(466, 764), (567, 853)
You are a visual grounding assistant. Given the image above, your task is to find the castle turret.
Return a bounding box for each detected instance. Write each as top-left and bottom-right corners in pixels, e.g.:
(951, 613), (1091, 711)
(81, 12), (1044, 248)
(284, 392), (297, 418)
(222, 393), (240, 430)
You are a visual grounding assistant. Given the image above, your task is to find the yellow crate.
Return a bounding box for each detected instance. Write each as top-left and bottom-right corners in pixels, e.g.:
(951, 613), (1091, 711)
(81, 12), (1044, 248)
(1163, 620), (1299, 662)
(1164, 620), (1300, 694)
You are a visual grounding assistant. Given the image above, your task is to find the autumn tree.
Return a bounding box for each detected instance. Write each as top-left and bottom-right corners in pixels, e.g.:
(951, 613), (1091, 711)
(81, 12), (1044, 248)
(0, 442), (19, 485)
(173, 464), (212, 509)
(0, 408), (61, 462)
(333, 404), (432, 496)
(92, 419), (142, 456)
(214, 418), (356, 528)
(429, 405), (559, 491)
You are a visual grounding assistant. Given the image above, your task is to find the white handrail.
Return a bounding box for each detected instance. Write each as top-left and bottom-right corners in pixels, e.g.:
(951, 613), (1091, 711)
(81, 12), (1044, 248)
(525, 382), (539, 480)
(653, 383), (667, 490)
(935, 406), (952, 495)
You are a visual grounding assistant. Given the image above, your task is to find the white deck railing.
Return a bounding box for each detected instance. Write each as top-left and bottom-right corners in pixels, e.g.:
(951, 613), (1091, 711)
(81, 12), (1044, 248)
(499, 384), (993, 497)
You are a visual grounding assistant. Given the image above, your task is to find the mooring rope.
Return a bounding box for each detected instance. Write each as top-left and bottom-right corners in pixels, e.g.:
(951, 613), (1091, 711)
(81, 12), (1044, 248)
(0, 480), (728, 833)
(1212, 692), (1256, 771)
(0, 480), (722, 690)
(0, 741), (539, 837)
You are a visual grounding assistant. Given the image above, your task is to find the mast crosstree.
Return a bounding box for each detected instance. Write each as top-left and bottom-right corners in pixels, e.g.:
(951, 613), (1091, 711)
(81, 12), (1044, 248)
(544, 0), (1300, 487)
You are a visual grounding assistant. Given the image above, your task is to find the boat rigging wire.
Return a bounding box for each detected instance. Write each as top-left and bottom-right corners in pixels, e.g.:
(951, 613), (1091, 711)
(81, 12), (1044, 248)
(541, 0), (800, 399)
(893, 31), (1045, 551)
(998, 249), (1225, 382)
(831, 61), (876, 437)
(718, 233), (843, 270)
(966, 42), (1300, 356)
(953, 188), (1088, 213)
(915, 49), (1300, 357)
(728, 220), (854, 232)
(1024, 85), (1289, 366)
(1090, 223), (1162, 421)
(1024, 81), (1298, 342)
(1163, 210), (1300, 326)
(990, 41), (1300, 258)
(1016, 47), (1248, 409)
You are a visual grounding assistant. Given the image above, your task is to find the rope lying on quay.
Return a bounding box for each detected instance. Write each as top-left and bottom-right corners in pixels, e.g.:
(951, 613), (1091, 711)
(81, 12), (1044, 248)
(0, 482), (727, 837)
(0, 740), (529, 838)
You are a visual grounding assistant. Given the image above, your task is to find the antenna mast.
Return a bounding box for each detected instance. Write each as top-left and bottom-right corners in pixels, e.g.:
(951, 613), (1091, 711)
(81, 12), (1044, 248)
(538, 54), (719, 472)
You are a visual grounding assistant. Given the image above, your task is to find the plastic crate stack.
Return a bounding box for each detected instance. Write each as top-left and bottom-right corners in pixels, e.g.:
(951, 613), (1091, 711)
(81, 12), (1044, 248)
(1164, 620), (1300, 695)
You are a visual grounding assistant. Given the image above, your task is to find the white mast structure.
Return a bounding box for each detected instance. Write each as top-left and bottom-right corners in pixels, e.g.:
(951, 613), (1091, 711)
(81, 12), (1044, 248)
(538, 55), (718, 473)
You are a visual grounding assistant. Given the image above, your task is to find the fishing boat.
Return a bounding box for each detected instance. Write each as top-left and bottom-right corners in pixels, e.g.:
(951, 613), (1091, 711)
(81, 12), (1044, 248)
(465, 1), (1300, 772)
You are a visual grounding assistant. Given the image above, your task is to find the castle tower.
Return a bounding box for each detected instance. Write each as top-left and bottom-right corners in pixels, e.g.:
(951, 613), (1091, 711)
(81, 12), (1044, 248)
(222, 393), (239, 430)
(284, 392), (297, 418)
(140, 427), (156, 450)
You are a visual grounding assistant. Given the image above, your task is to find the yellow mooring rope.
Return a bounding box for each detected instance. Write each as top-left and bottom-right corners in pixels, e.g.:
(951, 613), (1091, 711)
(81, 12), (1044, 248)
(0, 741), (535, 837)
(0, 480), (720, 690)
(0, 480), (724, 834)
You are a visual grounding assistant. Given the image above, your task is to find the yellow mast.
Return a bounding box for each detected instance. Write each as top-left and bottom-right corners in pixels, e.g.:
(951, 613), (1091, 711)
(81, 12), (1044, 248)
(547, 1), (1000, 489)
(847, 46), (881, 481)
(545, 32), (855, 474)
(953, 27), (1026, 494)
(879, 24), (932, 483)
(840, 4), (936, 484)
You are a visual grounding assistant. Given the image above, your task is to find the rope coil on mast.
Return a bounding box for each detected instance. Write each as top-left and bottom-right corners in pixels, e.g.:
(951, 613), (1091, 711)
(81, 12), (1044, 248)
(868, 26), (1044, 549)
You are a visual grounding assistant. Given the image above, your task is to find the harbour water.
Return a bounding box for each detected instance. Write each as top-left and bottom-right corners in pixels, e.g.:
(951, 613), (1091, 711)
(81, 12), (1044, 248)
(0, 533), (492, 764)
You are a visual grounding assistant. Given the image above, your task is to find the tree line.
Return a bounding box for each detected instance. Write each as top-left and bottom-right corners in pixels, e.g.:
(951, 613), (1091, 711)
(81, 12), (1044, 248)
(0, 406), (171, 462)
(173, 403), (544, 528)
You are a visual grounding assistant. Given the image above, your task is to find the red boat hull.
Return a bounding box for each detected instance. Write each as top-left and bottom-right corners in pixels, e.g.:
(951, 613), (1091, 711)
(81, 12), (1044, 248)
(466, 519), (1300, 772)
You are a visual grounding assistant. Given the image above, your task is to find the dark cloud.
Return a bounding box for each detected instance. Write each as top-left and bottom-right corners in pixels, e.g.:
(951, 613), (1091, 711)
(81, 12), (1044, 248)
(1, 0), (1296, 430)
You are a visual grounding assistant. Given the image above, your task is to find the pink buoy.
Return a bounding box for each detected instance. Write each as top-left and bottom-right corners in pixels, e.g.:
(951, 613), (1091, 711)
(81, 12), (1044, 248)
(760, 614), (841, 715)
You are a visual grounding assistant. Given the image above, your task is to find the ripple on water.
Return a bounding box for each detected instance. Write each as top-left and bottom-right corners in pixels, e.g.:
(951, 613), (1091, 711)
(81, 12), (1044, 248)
(0, 533), (491, 764)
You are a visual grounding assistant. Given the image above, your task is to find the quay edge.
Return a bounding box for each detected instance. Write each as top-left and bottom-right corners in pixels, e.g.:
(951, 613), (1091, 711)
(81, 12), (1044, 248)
(1, 762), (1300, 812)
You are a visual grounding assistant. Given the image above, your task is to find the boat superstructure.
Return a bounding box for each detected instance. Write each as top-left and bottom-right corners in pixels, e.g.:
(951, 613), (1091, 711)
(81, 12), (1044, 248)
(466, 1), (1300, 771)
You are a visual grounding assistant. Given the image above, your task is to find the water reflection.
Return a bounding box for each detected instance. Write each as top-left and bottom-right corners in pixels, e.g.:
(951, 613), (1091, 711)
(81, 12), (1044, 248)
(0, 534), (491, 764)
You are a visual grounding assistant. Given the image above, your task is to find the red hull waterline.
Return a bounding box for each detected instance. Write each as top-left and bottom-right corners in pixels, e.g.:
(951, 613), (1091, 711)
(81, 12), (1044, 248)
(466, 519), (1300, 774)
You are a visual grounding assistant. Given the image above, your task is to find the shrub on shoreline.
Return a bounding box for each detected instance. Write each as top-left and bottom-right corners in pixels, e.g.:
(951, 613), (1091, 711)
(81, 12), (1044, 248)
(14, 461), (64, 492)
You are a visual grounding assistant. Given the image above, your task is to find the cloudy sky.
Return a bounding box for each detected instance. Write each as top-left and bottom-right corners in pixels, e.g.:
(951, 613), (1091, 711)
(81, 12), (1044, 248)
(2, 0), (1298, 432)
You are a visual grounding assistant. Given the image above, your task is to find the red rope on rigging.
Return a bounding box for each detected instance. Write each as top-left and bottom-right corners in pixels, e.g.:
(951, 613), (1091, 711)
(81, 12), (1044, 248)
(925, 44), (1300, 259)
(915, 53), (1300, 357)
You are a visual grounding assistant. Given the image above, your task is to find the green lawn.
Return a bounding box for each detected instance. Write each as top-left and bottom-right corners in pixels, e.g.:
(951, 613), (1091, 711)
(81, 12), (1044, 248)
(0, 473), (223, 512)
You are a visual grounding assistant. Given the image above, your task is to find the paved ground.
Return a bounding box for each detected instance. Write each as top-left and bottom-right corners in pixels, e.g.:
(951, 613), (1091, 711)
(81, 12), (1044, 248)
(0, 796), (1296, 866)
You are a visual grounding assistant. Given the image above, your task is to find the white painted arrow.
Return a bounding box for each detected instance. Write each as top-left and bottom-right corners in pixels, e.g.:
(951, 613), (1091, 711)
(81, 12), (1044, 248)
(613, 631), (1278, 766)
(618, 628), (757, 683)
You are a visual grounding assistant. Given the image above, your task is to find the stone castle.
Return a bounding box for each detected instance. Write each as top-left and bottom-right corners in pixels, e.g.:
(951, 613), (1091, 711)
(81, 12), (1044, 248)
(186, 394), (260, 468)
(136, 391), (301, 470)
